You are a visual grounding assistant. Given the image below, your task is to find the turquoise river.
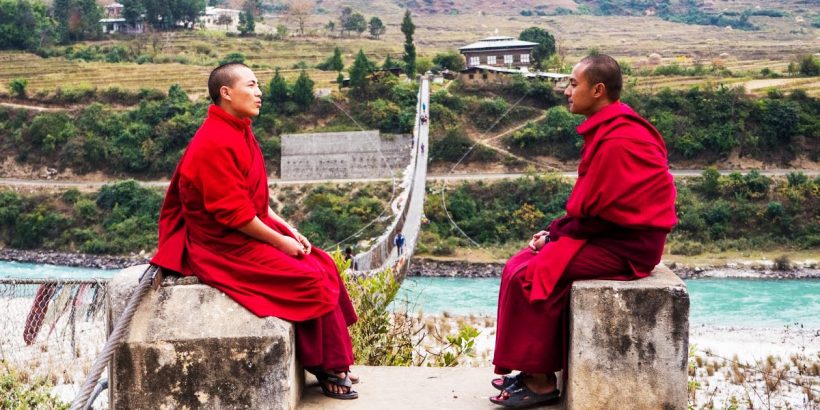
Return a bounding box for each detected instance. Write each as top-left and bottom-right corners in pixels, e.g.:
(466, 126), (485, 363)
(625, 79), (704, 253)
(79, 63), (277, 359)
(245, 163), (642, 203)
(1, 261), (818, 328)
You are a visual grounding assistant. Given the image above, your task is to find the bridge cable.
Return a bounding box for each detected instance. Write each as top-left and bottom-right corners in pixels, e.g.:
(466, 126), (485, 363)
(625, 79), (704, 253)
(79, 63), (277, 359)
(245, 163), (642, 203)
(437, 92), (529, 248)
(71, 264), (159, 410)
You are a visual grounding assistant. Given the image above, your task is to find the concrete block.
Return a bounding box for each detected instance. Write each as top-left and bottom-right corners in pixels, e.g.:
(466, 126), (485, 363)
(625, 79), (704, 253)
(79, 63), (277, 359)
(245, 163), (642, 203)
(108, 265), (302, 410)
(566, 265), (689, 410)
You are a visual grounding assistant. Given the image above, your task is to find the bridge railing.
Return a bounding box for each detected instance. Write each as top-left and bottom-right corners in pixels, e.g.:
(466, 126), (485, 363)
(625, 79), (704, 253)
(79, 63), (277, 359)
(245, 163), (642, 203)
(352, 78), (428, 277)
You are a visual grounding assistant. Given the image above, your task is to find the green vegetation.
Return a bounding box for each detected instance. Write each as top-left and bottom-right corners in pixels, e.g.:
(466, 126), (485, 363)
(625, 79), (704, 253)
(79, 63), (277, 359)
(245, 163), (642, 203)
(0, 0), (54, 51)
(1, 362), (69, 410)
(401, 10), (416, 78)
(420, 172), (819, 257)
(0, 181), (161, 253)
(503, 86), (819, 164)
(518, 27), (556, 69)
(335, 251), (479, 367)
(0, 85), (208, 176)
(0, 181), (393, 254)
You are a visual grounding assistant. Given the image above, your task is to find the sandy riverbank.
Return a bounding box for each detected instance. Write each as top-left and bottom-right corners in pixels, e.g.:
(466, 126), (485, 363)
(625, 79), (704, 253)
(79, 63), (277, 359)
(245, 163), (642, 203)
(415, 313), (820, 409)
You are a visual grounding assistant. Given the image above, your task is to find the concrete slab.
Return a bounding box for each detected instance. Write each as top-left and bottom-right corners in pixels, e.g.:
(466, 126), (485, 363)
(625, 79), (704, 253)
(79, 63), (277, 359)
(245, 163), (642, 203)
(298, 366), (562, 410)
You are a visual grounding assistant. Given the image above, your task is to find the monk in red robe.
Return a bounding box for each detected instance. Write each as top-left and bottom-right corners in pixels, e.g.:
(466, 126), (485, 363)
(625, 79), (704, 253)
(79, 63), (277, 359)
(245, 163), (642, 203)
(489, 54), (677, 407)
(151, 63), (359, 400)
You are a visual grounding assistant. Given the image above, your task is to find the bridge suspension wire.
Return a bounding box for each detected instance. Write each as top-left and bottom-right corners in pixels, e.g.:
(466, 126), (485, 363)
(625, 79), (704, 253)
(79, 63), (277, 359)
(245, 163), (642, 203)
(324, 97), (401, 250)
(71, 264), (159, 410)
(437, 92), (528, 248)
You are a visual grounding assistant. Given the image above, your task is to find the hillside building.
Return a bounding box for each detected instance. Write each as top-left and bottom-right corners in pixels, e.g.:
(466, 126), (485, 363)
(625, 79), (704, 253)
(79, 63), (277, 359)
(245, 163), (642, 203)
(202, 7), (242, 31)
(99, 2), (144, 33)
(459, 36), (537, 69)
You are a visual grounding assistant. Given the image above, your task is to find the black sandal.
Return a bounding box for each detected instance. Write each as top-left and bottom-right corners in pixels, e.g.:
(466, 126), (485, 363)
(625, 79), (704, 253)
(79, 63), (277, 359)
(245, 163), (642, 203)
(489, 380), (559, 408)
(312, 369), (359, 400)
(491, 373), (523, 391)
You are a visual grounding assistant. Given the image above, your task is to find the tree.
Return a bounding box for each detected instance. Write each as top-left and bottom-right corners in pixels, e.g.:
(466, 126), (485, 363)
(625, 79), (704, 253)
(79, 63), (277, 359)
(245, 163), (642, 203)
(324, 20), (335, 36)
(316, 47), (344, 71)
(518, 27), (556, 69)
(368, 16), (385, 39)
(338, 6), (352, 36)
(401, 10), (416, 78)
(217, 14), (233, 30)
(0, 0), (55, 51)
(798, 55), (819, 76)
(432, 51), (465, 71)
(382, 54), (400, 70)
(286, 0), (312, 36)
(238, 9), (255, 36)
(349, 49), (373, 92)
(53, 0), (102, 42)
(336, 72), (344, 90)
(121, 0), (145, 27)
(345, 12), (366, 37)
(9, 78), (27, 98)
(292, 70), (315, 110)
(267, 68), (289, 112)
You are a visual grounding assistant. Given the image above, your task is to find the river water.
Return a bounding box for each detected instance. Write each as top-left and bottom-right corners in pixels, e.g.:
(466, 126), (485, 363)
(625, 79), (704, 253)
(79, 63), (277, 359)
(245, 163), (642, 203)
(2, 261), (818, 328)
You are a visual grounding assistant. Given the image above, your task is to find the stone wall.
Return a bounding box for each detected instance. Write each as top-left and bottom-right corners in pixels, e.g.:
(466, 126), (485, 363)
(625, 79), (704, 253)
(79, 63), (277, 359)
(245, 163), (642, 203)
(280, 131), (413, 180)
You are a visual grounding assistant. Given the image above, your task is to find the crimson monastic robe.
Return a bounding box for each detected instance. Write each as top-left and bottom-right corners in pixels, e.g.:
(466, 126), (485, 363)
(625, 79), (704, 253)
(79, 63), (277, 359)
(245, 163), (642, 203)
(151, 105), (357, 329)
(493, 101), (677, 374)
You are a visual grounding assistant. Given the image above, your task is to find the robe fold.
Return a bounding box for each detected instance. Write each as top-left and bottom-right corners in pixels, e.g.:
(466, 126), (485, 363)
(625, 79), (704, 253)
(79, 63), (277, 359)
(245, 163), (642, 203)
(151, 105), (356, 370)
(494, 101), (677, 374)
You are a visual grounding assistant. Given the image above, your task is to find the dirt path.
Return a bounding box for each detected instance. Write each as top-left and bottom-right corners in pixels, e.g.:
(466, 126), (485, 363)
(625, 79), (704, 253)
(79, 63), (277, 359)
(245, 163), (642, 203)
(0, 102), (65, 112)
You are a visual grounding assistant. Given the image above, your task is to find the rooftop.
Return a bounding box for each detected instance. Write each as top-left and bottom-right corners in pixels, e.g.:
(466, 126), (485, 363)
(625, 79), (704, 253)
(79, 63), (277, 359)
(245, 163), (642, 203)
(459, 36), (538, 52)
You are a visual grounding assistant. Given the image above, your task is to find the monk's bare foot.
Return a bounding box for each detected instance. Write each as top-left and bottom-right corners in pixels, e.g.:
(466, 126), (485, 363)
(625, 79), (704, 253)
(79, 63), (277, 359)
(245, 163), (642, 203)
(348, 372), (359, 384)
(320, 372), (353, 395)
(495, 373), (557, 400)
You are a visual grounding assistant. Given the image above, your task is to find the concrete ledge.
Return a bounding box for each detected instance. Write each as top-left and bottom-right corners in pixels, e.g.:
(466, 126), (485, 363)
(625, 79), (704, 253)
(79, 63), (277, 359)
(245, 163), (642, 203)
(108, 265), (302, 410)
(567, 265), (689, 410)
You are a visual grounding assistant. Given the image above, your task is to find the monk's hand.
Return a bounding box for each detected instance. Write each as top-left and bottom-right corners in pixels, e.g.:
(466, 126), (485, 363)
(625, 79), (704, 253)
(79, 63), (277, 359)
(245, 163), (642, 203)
(528, 230), (549, 253)
(278, 236), (306, 257)
(294, 231), (312, 255)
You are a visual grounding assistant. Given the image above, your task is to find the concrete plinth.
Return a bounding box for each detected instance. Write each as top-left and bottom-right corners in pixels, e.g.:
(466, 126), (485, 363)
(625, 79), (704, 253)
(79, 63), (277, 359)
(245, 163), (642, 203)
(566, 265), (689, 410)
(108, 265), (302, 410)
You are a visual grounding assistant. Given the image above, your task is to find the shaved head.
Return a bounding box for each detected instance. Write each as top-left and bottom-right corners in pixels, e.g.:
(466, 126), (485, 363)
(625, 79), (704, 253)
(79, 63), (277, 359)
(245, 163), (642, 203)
(578, 54), (622, 102)
(208, 62), (250, 105)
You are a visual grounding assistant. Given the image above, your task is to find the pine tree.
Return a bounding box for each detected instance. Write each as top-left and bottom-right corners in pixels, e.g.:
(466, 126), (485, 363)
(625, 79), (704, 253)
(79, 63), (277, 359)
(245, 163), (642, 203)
(266, 69), (289, 113)
(349, 49), (373, 94)
(292, 70), (315, 111)
(401, 10), (416, 78)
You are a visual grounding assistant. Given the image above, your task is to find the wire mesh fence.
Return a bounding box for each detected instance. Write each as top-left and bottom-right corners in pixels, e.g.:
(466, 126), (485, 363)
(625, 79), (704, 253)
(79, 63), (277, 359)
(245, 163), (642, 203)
(0, 278), (110, 408)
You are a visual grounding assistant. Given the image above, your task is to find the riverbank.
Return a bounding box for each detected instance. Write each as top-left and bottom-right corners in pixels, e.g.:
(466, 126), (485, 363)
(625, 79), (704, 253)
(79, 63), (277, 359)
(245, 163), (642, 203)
(1, 247), (818, 279)
(0, 248), (149, 270)
(417, 313), (820, 409)
(409, 258), (820, 279)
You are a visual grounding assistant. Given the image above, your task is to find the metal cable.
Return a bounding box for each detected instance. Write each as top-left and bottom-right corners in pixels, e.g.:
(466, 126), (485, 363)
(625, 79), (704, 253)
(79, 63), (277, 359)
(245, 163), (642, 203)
(71, 264), (158, 410)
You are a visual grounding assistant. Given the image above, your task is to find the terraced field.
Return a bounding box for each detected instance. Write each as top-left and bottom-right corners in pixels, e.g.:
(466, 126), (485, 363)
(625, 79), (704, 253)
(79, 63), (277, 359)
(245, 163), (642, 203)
(0, 9), (817, 99)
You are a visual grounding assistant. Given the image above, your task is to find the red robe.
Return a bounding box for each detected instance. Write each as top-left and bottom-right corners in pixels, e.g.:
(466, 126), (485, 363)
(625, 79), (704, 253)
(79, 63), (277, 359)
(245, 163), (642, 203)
(151, 105), (356, 327)
(494, 101), (676, 374)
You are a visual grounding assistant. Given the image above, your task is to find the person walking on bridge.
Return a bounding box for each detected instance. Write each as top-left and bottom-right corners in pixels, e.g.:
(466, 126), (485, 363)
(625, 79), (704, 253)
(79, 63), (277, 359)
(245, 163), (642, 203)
(151, 62), (359, 400)
(489, 54), (677, 408)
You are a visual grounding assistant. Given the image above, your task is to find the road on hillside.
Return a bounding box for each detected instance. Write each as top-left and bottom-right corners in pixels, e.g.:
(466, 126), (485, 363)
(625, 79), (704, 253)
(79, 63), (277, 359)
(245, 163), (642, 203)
(0, 169), (816, 190)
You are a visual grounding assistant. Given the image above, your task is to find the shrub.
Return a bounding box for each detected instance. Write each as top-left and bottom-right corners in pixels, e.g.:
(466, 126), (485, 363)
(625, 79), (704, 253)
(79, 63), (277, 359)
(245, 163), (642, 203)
(220, 52), (246, 65)
(8, 78), (27, 99)
(0, 362), (69, 409)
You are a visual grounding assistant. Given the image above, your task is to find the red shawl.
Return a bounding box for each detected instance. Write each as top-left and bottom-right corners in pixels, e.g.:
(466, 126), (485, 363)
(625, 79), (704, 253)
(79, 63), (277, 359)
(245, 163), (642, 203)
(524, 102), (677, 302)
(151, 105), (344, 322)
